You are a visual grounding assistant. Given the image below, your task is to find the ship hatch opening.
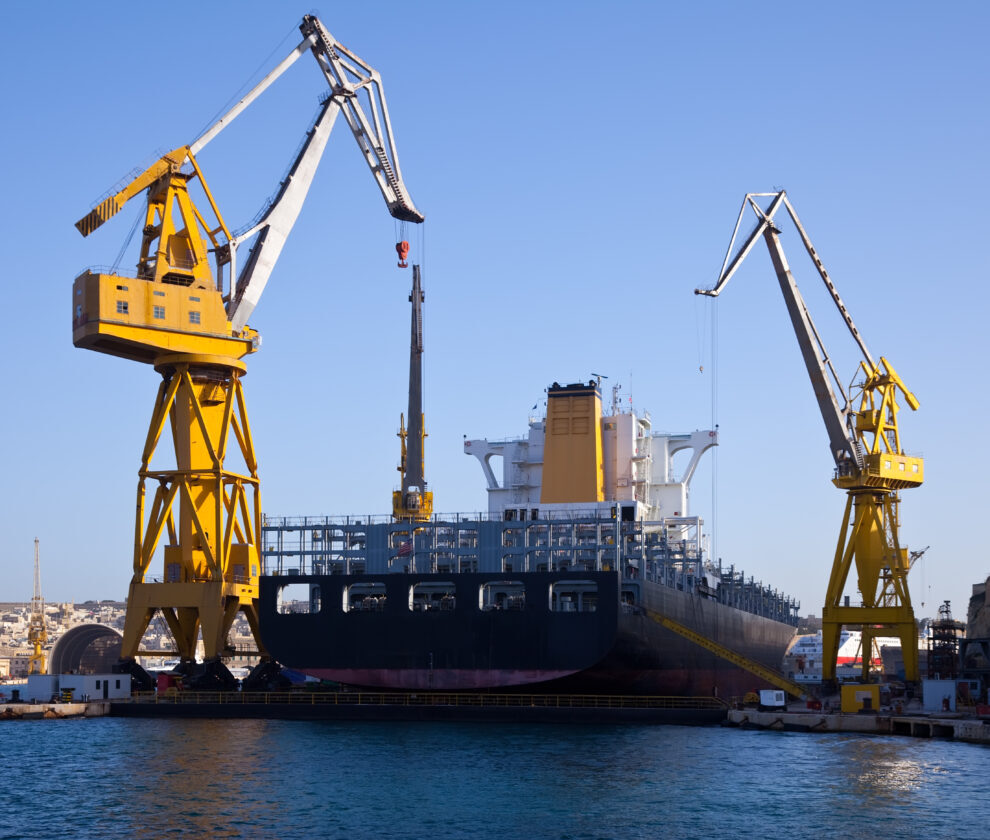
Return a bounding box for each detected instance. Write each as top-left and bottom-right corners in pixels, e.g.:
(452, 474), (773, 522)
(277, 582), (320, 614)
(480, 581), (526, 611)
(409, 582), (456, 611)
(344, 582), (386, 612)
(549, 581), (599, 612)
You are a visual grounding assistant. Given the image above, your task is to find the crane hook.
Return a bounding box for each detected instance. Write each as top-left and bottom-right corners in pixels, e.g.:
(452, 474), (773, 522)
(396, 240), (410, 268)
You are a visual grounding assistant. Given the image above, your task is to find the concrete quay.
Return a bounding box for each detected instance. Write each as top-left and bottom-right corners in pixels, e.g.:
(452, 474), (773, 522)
(726, 708), (990, 744)
(0, 701), (111, 720)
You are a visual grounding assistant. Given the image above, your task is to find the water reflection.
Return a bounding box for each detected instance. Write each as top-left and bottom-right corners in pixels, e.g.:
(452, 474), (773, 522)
(6, 719), (989, 840)
(116, 719), (278, 839)
(842, 738), (933, 796)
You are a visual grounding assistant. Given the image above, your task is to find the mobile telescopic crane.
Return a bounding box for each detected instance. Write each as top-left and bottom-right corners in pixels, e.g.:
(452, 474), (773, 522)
(393, 265), (433, 522)
(696, 191), (923, 684)
(73, 15), (423, 688)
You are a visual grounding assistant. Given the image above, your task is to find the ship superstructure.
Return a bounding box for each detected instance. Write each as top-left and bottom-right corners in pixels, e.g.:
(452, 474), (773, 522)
(465, 380), (716, 550)
(259, 380), (800, 696)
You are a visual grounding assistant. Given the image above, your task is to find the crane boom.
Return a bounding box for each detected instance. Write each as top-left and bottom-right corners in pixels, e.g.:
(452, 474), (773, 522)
(189, 36), (317, 156)
(301, 15), (424, 224)
(696, 192), (861, 469)
(697, 191), (924, 684)
(227, 96), (340, 330)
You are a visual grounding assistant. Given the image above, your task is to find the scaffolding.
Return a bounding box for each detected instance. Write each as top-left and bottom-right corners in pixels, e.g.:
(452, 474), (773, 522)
(928, 601), (965, 679)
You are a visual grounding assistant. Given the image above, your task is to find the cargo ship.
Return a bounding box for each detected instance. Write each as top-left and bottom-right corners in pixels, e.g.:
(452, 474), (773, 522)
(258, 379), (800, 697)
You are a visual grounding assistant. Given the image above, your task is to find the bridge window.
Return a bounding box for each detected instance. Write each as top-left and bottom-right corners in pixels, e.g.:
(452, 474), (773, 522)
(410, 582), (456, 612)
(550, 580), (599, 612)
(277, 582), (320, 614)
(480, 581), (526, 611)
(344, 582), (386, 612)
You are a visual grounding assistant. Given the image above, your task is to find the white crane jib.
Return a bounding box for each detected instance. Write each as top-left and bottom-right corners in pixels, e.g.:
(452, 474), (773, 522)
(694, 192), (871, 471)
(188, 14), (424, 331)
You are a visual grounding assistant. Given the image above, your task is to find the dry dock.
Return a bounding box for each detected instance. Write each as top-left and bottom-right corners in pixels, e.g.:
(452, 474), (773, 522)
(0, 701), (111, 720)
(726, 708), (990, 744)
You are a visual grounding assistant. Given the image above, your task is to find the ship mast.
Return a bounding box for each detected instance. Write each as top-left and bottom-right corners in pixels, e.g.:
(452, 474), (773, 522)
(393, 265), (433, 521)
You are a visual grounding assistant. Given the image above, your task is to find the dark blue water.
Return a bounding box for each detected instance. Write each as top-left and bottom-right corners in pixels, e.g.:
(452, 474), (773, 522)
(1, 719), (987, 839)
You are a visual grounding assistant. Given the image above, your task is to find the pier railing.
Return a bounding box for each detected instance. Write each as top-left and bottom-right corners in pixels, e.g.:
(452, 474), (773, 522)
(129, 690), (728, 711)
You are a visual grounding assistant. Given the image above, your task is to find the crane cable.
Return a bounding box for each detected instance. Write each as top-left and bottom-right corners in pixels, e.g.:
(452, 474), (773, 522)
(710, 298), (719, 571)
(110, 204), (144, 275)
(192, 22), (301, 143)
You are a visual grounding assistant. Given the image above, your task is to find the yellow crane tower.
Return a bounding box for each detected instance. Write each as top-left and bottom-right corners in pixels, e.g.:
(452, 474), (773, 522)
(27, 538), (47, 675)
(696, 191), (923, 684)
(73, 15), (423, 689)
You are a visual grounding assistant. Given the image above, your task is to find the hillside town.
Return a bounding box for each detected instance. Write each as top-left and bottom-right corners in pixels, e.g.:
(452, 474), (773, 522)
(0, 600), (259, 679)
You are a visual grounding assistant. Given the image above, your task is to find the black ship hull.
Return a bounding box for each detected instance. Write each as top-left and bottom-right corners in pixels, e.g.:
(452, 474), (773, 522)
(258, 570), (796, 697)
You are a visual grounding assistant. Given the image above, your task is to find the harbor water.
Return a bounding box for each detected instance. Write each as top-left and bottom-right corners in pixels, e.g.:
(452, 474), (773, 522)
(2, 718), (988, 839)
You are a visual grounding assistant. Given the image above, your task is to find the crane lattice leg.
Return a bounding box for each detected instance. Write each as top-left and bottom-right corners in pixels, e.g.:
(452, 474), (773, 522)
(119, 355), (267, 678)
(822, 491), (917, 683)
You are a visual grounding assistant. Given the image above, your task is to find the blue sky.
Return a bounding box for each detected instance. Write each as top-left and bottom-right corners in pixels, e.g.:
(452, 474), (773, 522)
(1, 1), (987, 622)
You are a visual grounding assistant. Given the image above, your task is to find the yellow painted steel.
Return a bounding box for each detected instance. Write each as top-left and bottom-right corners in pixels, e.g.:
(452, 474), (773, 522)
(27, 621), (47, 675)
(28, 538), (47, 675)
(72, 272), (256, 364)
(701, 196), (925, 687)
(644, 609), (807, 700)
(392, 412), (434, 522)
(840, 683), (881, 713)
(822, 356), (922, 683)
(540, 384), (605, 504)
(118, 355), (264, 663)
(74, 157), (266, 672)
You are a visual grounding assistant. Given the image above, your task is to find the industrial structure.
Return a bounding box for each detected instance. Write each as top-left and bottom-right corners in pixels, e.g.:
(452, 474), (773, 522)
(27, 539), (47, 675)
(392, 265), (433, 522)
(72, 15), (422, 688)
(696, 191), (923, 683)
(927, 601), (965, 680)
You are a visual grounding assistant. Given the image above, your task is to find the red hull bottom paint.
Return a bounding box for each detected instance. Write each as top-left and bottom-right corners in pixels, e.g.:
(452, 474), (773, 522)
(303, 668), (579, 691)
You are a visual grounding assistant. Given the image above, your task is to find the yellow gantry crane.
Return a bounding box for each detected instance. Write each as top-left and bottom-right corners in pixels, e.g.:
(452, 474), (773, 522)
(73, 15), (422, 688)
(27, 538), (47, 675)
(696, 191), (923, 684)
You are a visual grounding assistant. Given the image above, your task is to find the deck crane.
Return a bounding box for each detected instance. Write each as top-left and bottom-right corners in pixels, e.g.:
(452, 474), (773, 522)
(72, 15), (423, 689)
(393, 265), (433, 521)
(27, 539), (47, 675)
(695, 191), (923, 684)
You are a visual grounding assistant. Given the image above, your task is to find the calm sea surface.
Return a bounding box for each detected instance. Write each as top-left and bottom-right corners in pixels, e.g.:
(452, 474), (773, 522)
(1, 718), (988, 839)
